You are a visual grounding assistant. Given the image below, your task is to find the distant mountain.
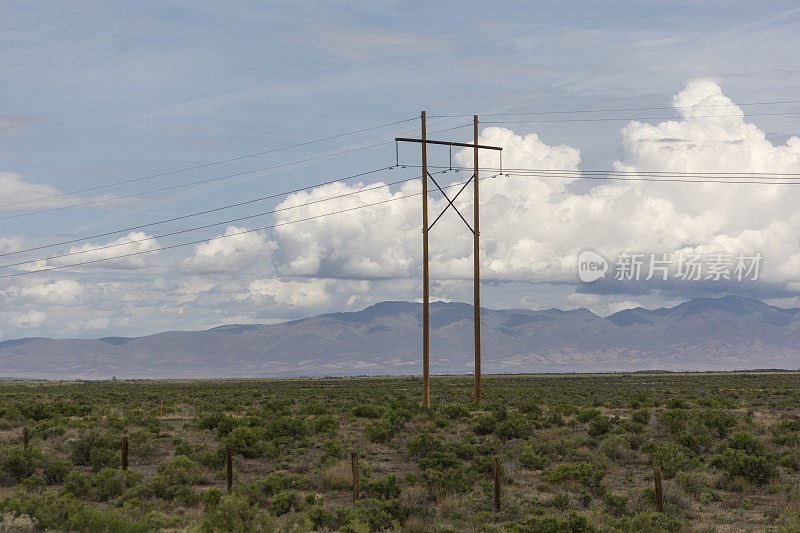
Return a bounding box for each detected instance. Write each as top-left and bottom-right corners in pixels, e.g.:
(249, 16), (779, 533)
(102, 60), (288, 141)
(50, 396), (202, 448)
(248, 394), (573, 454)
(2, 295), (800, 379)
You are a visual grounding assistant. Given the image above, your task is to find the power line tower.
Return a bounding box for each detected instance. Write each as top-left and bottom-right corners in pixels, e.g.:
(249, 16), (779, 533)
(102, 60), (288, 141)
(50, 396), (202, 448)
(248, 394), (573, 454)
(396, 111), (503, 407)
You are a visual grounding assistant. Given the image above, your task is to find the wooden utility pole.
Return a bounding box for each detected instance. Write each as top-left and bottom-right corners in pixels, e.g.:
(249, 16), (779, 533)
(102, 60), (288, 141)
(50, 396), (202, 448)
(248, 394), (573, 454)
(473, 115), (481, 403)
(226, 443), (233, 492)
(493, 457), (501, 511)
(121, 436), (128, 470)
(396, 114), (501, 408)
(421, 111), (430, 409)
(351, 451), (360, 502)
(654, 467), (663, 512)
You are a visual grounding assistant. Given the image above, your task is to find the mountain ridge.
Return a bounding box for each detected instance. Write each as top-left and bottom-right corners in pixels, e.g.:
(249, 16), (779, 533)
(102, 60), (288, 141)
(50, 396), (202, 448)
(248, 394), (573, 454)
(2, 295), (800, 379)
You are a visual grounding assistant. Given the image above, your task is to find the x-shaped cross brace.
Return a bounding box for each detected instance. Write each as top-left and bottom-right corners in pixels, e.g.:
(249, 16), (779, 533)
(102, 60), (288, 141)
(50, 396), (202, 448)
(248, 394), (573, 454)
(427, 172), (474, 233)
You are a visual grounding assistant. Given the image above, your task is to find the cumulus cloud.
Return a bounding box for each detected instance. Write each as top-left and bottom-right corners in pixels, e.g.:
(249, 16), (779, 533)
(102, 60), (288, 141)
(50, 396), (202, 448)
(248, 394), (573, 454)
(5, 80), (800, 338)
(244, 277), (370, 309)
(46, 232), (161, 270)
(0, 172), (125, 212)
(13, 310), (47, 329)
(180, 226), (275, 274)
(0, 235), (23, 254)
(262, 80), (800, 299)
(13, 279), (83, 305)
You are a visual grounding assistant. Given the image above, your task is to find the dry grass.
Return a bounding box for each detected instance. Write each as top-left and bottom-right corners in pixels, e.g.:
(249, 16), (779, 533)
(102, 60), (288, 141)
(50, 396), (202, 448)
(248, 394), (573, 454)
(319, 459), (352, 490)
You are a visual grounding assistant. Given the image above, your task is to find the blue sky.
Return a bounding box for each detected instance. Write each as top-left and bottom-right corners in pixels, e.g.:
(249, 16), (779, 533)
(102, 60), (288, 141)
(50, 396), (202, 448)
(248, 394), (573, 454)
(2, 1), (800, 340)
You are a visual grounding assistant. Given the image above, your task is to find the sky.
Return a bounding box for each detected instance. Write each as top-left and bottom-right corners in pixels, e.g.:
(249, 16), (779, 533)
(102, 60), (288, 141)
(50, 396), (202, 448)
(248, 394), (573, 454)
(2, 1), (800, 340)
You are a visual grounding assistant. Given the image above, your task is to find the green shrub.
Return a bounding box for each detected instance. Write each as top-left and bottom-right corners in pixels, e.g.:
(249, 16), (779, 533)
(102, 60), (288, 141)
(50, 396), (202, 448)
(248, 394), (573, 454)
(441, 403), (471, 420)
(364, 474), (401, 499)
(505, 512), (596, 532)
(575, 408), (602, 423)
(710, 448), (777, 484)
(496, 414), (531, 439)
(198, 493), (275, 532)
(407, 432), (444, 457)
(726, 432), (765, 456)
(307, 506), (339, 530)
(264, 416), (308, 441)
(657, 409), (689, 434)
(227, 427), (262, 458)
(651, 442), (700, 478)
(588, 416), (614, 438)
(62, 471), (91, 499)
(698, 409), (737, 437)
(158, 455), (200, 485)
(0, 489), (154, 532)
(268, 490), (296, 516)
(472, 414), (497, 435)
(352, 405), (383, 419)
(0, 447), (43, 484)
(631, 408), (650, 425)
(350, 497), (406, 532)
(541, 462), (606, 491)
(606, 511), (683, 532)
(93, 468), (142, 501)
(604, 492), (628, 516)
(41, 456), (71, 484)
(519, 442), (550, 470)
(313, 415), (338, 434)
(365, 419), (396, 443)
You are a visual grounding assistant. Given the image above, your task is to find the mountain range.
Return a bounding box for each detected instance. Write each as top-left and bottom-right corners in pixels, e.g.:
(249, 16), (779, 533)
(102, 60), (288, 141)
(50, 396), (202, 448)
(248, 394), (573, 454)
(2, 295), (800, 379)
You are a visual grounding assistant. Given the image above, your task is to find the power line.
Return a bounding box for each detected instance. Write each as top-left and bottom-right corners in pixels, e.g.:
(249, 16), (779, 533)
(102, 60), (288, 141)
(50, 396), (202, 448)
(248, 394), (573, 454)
(1, 123), (471, 221)
(5, 163), (798, 278)
(429, 99), (800, 118)
(0, 170), (453, 270)
(502, 171), (800, 185)
(480, 111), (800, 125)
(420, 165), (800, 178)
(0, 116), (419, 210)
(1, 172), (497, 279)
(0, 142), (398, 221)
(0, 166), (394, 258)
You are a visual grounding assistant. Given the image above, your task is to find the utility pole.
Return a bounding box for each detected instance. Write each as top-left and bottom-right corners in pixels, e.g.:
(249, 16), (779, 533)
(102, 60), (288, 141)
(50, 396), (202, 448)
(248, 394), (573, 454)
(473, 115), (481, 403)
(396, 113), (501, 408)
(421, 111), (430, 409)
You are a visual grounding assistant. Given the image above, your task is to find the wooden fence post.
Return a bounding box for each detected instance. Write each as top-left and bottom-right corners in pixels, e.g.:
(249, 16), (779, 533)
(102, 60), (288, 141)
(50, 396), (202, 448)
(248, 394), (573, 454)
(226, 443), (233, 493)
(351, 451), (360, 503)
(121, 436), (128, 471)
(654, 467), (663, 513)
(160, 399), (163, 417)
(494, 457), (501, 512)
(22, 427), (28, 451)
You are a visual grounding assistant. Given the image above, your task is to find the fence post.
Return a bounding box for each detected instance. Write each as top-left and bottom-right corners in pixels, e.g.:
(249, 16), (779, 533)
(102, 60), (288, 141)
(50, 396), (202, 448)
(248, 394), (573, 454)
(654, 467), (663, 513)
(22, 427), (28, 451)
(351, 451), (360, 503)
(494, 457), (501, 512)
(121, 436), (128, 471)
(226, 443), (233, 493)
(160, 399), (163, 417)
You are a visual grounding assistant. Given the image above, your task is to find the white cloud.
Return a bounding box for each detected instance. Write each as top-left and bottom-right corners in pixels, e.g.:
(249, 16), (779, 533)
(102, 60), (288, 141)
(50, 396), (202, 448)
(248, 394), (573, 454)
(244, 277), (370, 309)
(16, 279), (83, 305)
(5, 80), (800, 340)
(180, 226), (274, 274)
(0, 172), (124, 212)
(46, 232), (161, 270)
(13, 310), (47, 329)
(0, 235), (23, 254)
(262, 80), (800, 295)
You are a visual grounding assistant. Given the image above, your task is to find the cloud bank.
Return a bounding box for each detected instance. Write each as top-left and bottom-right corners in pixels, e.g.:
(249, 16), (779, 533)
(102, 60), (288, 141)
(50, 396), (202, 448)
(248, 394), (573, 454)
(4, 80), (800, 338)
